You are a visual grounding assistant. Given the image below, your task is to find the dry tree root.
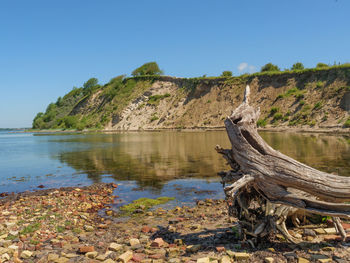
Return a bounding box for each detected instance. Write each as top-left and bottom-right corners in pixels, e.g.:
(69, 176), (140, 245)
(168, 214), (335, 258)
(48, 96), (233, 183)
(216, 85), (350, 244)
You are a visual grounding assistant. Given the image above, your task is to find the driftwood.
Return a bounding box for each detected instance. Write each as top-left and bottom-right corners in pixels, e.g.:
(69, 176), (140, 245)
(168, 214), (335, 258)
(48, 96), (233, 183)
(216, 85), (350, 244)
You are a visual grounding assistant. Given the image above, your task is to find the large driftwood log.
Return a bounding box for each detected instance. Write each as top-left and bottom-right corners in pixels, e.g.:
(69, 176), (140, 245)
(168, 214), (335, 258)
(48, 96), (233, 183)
(217, 85), (350, 243)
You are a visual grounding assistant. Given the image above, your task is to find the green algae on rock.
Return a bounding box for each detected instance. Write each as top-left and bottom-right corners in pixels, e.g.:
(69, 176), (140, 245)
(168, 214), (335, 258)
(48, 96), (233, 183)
(119, 197), (175, 215)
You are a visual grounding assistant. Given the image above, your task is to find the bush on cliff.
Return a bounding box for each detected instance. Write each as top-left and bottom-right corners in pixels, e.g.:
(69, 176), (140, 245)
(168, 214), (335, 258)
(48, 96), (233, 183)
(132, 62), (163, 76)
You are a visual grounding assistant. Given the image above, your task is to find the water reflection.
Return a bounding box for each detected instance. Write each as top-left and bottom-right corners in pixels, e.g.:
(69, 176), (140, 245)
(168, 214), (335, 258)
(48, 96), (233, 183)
(260, 132), (350, 176)
(52, 131), (350, 191)
(53, 131), (231, 189)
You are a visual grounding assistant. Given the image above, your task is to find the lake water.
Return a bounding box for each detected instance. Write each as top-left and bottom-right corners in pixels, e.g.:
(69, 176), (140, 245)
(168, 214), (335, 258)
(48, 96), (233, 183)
(0, 130), (349, 207)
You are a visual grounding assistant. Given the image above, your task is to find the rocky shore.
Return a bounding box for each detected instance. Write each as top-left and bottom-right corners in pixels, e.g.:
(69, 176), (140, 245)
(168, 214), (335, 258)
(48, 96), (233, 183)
(1, 183), (350, 263)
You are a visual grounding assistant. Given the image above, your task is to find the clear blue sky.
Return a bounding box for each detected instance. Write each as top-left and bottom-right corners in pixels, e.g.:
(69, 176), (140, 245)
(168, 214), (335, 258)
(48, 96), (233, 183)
(1, 0), (349, 128)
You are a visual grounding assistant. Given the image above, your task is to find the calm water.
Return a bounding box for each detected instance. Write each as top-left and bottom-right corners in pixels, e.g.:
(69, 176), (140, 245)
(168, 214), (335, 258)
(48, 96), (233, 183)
(0, 130), (349, 206)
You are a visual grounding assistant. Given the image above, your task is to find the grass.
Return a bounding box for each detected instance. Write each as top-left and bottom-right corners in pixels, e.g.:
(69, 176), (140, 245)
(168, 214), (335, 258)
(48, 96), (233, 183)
(257, 119), (267, 127)
(313, 101), (323, 110)
(119, 197), (175, 215)
(150, 114), (159, 122)
(147, 93), (171, 106)
(277, 87), (305, 101)
(270, 107), (279, 115)
(20, 223), (41, 235)
(344, 118), (350, 128)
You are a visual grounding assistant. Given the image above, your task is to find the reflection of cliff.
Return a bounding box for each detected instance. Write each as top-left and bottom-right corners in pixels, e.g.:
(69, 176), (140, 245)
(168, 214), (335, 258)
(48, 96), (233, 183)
(261, 132), (350, 177)
(54, 131), (231, 189)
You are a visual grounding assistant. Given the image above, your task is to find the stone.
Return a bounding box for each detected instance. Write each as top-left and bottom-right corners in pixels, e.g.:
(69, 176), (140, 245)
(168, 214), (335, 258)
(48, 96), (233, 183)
(303, 229), (316, 237)
(306, 236), (314, 241)
(226, 250), (235, 258)
(20, 250), (33, 259)
(47, 253), (60, 261)
(96, 254), (108, 261)
(220, 256), (231, 263)
(55, 257), (69, 263)
(265, 257), (274, 263)
(63, 253), (77, 258)
(109, 243), (123, 252)
(216, 246), (225, 252)
(174, 239), (183, 245)
(84, 225), (94, 232)
(1, 253), (10, 261)
(315, 228), (326, 235)
(197, 257), (210, 263)
(8, 244), (19, 252)
(129, 238), (140, 246)
(86, 251), (98, 259)
(79, 245), (94, 253)
(168, 247), (180, 257)
(186, 244), (201, 253)
(103, 259), (116, 263)
(298, 258), (310, 263)
(118, 250), (133, 263)
(233, 252), (250, 261)
(151, 238), (165, 248)
(321, 246), (335, 251)
(132, 253), (145, 262)
(141, 226), (151, 233)
(169, 259), (181, 263)
(310, 254), (331, 261)
(324, 228), (337, 235)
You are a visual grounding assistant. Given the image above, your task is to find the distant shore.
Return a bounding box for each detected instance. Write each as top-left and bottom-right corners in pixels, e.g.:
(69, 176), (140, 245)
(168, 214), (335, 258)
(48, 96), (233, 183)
(23, 126), (350, 135)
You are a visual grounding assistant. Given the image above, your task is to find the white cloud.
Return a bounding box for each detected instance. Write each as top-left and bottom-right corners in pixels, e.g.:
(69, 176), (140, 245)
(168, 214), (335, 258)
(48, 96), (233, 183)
(238, 62), (256, 73)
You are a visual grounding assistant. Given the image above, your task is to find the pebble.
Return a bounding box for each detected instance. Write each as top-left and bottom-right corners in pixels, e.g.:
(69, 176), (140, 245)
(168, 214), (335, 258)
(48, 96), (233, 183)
(220, 256), (231, 263)
(129, 238), (140, 246)
(109, 242), (123, 252)
(264, 257), (274, 263)
(118, 250), (133, 263)
(197, 257), (210, 263)
(20, 250), (33, 259)
(86, 251), (98, 259)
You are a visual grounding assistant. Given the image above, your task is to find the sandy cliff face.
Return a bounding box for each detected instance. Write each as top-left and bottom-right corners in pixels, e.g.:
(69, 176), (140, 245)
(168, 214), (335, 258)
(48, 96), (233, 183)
(102, 70), (350, 130)
(35, 67), (350, 130)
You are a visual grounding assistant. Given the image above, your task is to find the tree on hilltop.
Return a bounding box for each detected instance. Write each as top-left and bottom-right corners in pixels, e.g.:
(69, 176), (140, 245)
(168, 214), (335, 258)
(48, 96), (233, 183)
(132, 62), (163, 76)
(260, 63), (280, 72)
(221, 71), (233, 77)
(316, 62), (329, 68)
(291, 62), (304, 70)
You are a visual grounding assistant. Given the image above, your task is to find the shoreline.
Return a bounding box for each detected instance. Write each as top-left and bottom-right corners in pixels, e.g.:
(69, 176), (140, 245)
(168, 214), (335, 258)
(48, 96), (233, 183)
(1, 183), (350, 262)
(22, 126), (350, 135)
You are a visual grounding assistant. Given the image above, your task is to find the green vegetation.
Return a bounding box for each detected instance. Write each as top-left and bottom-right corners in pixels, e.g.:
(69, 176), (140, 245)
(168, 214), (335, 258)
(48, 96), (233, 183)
(313, 101), (323, 110)
(132, 62), (163, 76)
(221, 71), (232, 77)
(291, 62), (304, 71)
(150, 114), (159, 122)
(277, 87), (305, 101)
(119, 197), (175, 215)
(20, 223), (41, 235)
(147, 93), (171, 106)
(272, 113), (283, 121)
(344, 118), (350, 128)
(269, 107), (279, 115)
(316, 81), (324, 89)
(316, 62), (329, 68)
(257, 119), (267, 127)
(261, 63), (280, 72)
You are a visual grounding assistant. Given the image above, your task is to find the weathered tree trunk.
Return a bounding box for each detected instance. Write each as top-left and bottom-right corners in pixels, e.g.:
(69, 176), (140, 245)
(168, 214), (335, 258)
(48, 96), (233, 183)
(217, 85), (350, 244)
